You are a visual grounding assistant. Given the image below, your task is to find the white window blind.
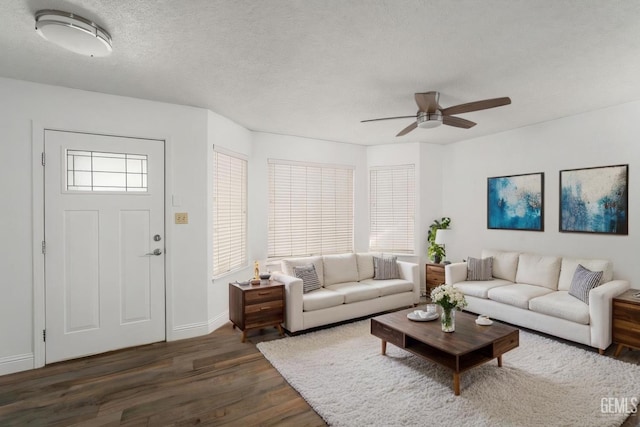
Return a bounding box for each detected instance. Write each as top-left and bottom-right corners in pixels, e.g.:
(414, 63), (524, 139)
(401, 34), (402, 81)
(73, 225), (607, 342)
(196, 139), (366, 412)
(369, 165), (415, 253)
(213, 150), (247, 277)
(268, 159), (354, 258)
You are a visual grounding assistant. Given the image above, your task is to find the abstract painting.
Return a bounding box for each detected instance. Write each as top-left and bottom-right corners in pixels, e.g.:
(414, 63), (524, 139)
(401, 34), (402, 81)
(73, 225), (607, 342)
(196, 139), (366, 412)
(487, 172), (544, 231)
(560, 164), (628, 234)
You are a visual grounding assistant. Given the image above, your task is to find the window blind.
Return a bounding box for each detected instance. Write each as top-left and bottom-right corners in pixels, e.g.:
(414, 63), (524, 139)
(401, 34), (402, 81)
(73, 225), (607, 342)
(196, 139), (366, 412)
(268, 159), (354, 258)
(369, 165), (415, 253)
(213, 150), (247, 277)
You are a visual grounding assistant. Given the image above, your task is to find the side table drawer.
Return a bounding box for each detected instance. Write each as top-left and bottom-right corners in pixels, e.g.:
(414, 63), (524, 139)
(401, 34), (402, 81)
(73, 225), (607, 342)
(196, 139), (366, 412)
(371, 320), (404, 348)
(493, 331), (519, 357)
(246, 287), (283, 304)
(245, 299), (284, 315)
(426, 266), (445, 285)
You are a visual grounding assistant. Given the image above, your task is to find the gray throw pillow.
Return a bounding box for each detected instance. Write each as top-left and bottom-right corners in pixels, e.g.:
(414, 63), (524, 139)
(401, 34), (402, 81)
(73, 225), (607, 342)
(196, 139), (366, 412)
(568, 264), (603, 304)
(467, 257), (493, 281)
(293, 264), (322, 293)
(373, 256), (400, 280)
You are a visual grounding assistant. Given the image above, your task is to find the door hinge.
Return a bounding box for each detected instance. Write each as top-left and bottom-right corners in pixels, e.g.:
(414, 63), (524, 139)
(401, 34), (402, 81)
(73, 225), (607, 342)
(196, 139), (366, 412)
(41, 152), (45, 166)
(41, 241), (46, 254)
(42, 329), (46, 342)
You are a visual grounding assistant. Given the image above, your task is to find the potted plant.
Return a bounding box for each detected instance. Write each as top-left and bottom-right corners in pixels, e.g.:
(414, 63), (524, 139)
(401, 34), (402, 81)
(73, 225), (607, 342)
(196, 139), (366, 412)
(427, 217), (451, 264)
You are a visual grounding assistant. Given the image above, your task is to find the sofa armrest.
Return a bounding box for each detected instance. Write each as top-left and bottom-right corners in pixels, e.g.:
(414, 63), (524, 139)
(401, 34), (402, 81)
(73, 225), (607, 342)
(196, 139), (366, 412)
(445, 262), (468, 285)
(397, 261), (420, 304)
(589, 279), (630, 351)
(271, 273), (304, 333)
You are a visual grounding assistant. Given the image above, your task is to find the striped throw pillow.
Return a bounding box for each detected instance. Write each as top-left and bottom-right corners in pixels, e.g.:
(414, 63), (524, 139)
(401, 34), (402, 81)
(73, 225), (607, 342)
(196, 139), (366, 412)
(373, 256), (400, 280)
(568, 264), (603, 304)
(467, 257), (493, 281)
(293, 264), (322, 293)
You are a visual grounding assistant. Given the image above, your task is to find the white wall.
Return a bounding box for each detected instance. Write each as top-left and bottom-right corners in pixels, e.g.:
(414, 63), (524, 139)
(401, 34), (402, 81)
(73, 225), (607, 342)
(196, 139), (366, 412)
(442, 101), (640, 286)
(0, 77), (212, 374)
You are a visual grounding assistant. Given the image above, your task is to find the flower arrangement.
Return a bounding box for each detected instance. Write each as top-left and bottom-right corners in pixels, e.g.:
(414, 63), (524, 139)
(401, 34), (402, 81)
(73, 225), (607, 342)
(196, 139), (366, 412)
(430, 284), (467, 311)
(430, 284), (467, 332)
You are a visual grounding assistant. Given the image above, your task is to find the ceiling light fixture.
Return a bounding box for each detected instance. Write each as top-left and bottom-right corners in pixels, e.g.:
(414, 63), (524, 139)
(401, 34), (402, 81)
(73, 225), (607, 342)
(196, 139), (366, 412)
(417, 111), (443, 129)
(35, 9), (112, 57)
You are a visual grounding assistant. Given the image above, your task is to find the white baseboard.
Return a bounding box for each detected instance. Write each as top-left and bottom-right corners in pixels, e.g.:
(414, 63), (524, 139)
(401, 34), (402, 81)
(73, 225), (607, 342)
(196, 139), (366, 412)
(208, 310), (230, 333)
(169, 321), (210, 341)
(168, 310), (229, 341)
(0, 353), (34, 376)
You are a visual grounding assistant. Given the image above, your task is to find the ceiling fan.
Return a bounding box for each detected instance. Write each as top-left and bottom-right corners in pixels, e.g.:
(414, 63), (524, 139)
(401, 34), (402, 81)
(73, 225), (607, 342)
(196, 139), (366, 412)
(362, 91), (511, 137)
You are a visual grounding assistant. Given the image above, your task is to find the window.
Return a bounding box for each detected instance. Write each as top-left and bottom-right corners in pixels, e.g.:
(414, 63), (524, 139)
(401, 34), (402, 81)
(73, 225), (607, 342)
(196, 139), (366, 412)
(66, 150), (147, 192)
(268, 159), (354, 258)
(369, 165), (415, 253)
(213, 149), (247, 277)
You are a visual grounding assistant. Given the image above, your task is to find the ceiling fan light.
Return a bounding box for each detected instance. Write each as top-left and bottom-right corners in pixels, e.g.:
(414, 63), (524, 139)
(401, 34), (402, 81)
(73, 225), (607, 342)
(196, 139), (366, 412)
(417, 112), (443, 129)
(35, 9), (112, 57)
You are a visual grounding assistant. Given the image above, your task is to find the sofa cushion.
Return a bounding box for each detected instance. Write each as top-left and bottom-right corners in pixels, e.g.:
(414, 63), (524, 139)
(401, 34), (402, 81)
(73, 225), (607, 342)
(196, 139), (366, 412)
(282, 256), (324, 286)
(293, 264), (322, 293)
(325, 282), (381, 303)
(302, 288), (345, 312)
(323, 253), (359, 286)
(466, 257), (493, 281)
(487, 283), (554, 309)
(373, 256), (400, 279)
(360, 278), (414, 296)
(481, 249), (519, 282)
(568, 264), (604, 304)
(529, 291), (590, 325)
(356, 253), (376, 281)
(515, 253), (561, 290)
(453, 279), (512, 299)
(558, 258), (612, 291)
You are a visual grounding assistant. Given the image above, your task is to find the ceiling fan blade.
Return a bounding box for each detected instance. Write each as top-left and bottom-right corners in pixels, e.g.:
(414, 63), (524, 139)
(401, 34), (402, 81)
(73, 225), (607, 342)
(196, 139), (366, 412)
(441, 97), (511, 116)
(415, 92), (440, 113)
(443, 116), (476, 129)
(361, 115), (416, 123)
(396, 122), (417, 136)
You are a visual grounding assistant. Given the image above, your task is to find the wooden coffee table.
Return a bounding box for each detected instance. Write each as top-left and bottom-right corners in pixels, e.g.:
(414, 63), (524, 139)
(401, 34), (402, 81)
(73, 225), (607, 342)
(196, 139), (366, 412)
(371, 308), (519, 395)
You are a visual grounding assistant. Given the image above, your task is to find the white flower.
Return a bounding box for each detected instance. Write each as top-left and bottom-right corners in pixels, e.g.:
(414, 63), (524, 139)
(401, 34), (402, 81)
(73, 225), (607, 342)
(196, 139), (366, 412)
(430, 283), (467, 310)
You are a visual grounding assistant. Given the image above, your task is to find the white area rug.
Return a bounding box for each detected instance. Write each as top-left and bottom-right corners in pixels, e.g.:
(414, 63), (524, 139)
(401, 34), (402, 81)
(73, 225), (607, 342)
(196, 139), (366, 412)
(257, 320), (640, 427)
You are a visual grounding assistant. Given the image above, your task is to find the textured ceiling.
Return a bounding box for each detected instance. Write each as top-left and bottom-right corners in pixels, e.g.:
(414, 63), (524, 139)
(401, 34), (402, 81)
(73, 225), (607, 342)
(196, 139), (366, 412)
(2, 1), (640, 145)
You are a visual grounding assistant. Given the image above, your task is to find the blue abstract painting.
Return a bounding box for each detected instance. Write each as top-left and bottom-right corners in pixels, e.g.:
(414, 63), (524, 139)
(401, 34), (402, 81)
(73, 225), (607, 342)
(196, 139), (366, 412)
(560, 165), (628, 234)
(487, 173), (544, 231)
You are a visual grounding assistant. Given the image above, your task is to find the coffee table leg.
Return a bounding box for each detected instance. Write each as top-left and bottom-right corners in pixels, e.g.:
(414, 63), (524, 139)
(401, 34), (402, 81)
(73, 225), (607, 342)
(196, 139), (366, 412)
(381, 340), (387, 355)
(453, 372), (460, 396)
(497, 355), (502, 367)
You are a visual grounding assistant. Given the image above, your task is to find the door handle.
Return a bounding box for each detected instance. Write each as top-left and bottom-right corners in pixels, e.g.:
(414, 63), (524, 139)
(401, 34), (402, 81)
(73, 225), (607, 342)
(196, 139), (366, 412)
(146, 248), (162, 256)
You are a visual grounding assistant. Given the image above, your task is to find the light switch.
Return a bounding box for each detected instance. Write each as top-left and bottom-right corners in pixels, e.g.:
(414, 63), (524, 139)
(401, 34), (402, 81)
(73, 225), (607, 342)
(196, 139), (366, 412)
(175, 212), (188, 224)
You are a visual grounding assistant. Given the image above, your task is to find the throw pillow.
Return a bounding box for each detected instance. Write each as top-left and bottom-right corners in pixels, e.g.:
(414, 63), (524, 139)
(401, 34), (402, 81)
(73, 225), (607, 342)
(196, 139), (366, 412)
(293, 264), (322, 293)
(568, 264), (603, 304)
(373, 256), (400, 280)
(467, 257), (493, 281)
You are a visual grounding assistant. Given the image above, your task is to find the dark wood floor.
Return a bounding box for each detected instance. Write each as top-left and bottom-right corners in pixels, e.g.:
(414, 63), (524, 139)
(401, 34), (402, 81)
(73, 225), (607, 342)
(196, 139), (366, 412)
(0, 325), (326, 426)
(1, 317), (639, 426)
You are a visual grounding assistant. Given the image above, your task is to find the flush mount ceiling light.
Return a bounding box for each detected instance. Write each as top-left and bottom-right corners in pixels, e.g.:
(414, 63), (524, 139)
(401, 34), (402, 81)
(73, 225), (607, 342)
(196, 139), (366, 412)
(35, 9), (112, 57)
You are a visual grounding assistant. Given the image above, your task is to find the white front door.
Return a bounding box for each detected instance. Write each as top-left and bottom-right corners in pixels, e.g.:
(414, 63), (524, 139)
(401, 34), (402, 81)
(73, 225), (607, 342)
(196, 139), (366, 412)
(44, 130), (165, 363)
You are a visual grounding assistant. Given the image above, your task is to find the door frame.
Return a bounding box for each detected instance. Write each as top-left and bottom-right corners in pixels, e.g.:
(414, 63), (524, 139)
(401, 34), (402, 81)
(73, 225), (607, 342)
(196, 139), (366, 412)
(31, 122), (172, 368)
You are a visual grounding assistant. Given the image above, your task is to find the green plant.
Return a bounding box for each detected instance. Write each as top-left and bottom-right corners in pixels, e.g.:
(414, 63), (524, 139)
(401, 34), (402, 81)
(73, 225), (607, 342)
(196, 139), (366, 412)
(427, 217), (451, 263)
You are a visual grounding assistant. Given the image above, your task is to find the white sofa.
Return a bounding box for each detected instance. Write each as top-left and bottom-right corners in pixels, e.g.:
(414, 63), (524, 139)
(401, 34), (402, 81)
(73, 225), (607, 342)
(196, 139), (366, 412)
(445, 249), (630, 353)
(271, 253), (420, 333)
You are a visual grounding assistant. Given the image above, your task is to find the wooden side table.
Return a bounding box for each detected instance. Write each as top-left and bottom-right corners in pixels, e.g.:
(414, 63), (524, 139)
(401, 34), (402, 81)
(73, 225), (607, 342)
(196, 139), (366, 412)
(229, 280), (285, 342)
(612, 289), (640, 357)
(425, 263), (445, 297)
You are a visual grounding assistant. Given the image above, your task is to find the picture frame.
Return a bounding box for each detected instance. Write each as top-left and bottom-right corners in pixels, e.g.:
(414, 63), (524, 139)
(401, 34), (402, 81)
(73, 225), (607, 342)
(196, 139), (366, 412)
(559, 164), (628, 234)
(487, 172), (544, 231)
